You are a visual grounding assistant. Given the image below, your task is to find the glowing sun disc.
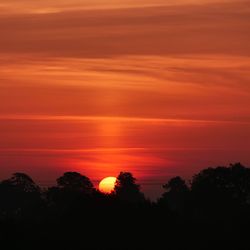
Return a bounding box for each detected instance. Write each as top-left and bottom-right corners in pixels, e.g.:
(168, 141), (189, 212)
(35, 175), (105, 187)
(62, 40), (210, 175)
(99, 177), (117, 193)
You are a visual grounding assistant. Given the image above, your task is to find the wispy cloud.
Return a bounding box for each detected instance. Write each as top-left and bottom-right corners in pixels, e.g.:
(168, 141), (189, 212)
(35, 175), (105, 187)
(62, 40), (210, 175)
(0, 0), (237, 14)
(0, 55), (249, 122)
(0, 1), (249, 57)
(0, 114), (250, 125)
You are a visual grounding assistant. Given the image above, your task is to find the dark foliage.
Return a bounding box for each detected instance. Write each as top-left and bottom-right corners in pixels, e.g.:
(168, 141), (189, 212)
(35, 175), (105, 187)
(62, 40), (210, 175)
(0, 163), (250, 249)
(56, 172), (94, 193)
(0, 173), (42, 220)
(114, 172), (146, 203)
(158, 176), (190, 213)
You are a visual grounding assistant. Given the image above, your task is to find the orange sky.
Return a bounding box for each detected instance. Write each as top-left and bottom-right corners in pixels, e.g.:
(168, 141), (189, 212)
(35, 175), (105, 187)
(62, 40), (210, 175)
(0, 0), (250, 198)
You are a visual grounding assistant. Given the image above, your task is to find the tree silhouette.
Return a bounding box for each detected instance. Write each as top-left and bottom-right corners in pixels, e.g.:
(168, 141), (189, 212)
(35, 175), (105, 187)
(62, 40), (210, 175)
(229, 163), (250, 205)
(57, 172), (94, 194)
(1, 173), (41, 193)
(0, 163), (250, 249)
(114, 172), (145, 203)
(159, 176), (190, 213)
(46, 172), (96, 210)
(0, 173), (41, 218)
(191, 163), (250, 218)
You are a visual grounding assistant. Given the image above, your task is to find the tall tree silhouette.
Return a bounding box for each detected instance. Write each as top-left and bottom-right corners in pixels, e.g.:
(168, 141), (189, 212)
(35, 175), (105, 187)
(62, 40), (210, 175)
(114, 172), (145, 203)
(159, 176), (190, 213)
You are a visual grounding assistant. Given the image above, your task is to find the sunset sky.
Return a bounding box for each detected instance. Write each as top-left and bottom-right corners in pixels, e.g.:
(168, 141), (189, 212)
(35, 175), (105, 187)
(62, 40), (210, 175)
(0, 0), (250, 198)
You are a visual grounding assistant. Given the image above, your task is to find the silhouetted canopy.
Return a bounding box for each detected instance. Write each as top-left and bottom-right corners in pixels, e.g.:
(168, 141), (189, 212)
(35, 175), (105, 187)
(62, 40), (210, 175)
(1, 172), (40, 193)
(159, 176), (190, 212)
(191, 163), (250, 210)
(0, 163), (250, 249)
(163, 176), (189, 192)
(0, 173), (42, 218)
(114, 172), (145, 203)
(57, 172), (94, 194)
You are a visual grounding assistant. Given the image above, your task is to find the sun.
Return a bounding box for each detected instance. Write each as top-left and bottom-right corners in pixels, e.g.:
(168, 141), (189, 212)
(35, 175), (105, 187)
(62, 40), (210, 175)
(99, 177), (117, 194)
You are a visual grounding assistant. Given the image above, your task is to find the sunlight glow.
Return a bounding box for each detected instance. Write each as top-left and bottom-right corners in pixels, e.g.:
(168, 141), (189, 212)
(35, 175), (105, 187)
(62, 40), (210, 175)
(99, 177), (117, 193)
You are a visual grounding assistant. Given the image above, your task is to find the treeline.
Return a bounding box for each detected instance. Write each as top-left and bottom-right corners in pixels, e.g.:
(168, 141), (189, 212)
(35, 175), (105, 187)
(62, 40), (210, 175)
(0, 163), (250, 249)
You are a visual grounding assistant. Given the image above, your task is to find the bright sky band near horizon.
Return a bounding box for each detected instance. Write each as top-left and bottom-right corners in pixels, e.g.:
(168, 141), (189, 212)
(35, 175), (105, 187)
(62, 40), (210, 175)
(0, 0), (250, 199)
